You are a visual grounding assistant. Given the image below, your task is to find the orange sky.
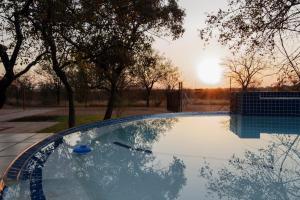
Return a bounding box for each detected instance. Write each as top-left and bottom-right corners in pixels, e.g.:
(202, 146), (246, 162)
(153, 0), (230, 88)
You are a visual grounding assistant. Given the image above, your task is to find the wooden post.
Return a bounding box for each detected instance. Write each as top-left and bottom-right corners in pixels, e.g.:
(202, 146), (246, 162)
(22, 85), (25, 110)
(179, 82), (183, 112)
(16, 86), (19, 107)
(230, 77), (232, 93)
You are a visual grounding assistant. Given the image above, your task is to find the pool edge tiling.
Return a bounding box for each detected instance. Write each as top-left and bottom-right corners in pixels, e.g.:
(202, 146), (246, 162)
(0, 111), (228, 194)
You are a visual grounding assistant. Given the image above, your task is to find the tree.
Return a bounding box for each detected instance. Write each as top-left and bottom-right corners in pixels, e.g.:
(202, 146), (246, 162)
(59, 0), (185, 119)
(35, 63), (63, 106)
(161, 61), (181, 92)
(86, 54), (136, 111)
(132, 50), (180, 107)
(276, 34), (300, 88)
(0, 0), (46, 108)
(224, 53), (267, 91)
(274, 63), (300, 90)
(73, 66), (90, 106)
(15, 72), (36, 107)
(28, 0), (77, 127)
(132, 50), (167, 107)
(66, 56), (93, 106)
(200, 0), (300, 85)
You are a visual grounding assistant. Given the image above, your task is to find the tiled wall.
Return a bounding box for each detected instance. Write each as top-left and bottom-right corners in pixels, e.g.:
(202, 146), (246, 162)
(229, 115), (300, 138)
(230, 92), (300, 116)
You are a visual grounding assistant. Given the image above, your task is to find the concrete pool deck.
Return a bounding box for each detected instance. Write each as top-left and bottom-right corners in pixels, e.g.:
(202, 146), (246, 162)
(0, 133), (54, 178)
(0, 109), (57, 179)
(0, 108), (56, 122)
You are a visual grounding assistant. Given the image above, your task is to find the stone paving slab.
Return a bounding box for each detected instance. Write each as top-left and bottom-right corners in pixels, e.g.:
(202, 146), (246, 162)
(0, 109), (22, 115)
(0, 122), (58, 133)
(0, 142), (34, 156)
(0, 133), (36, 142)
(0, 143), (15, 152)
(0, 109), (58, 179)
(0, 133), (53, 179)
(0, 109), (56, 122)
(0, 156), (15, 177)
(0, 127), (13, 132)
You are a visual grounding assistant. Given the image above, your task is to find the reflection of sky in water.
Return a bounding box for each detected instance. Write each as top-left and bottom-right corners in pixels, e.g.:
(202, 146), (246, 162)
(230, 115), (300, 138)
(3, 115), (300, 200)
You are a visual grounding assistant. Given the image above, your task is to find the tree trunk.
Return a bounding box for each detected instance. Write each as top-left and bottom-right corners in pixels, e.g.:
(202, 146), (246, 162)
(66, 87), (75, 128)
(146, 97), (150, 107)
(0, 77), (13, 109)
(61, 80), (75, 128)
(52, 68), (76, 128)
(242, 86), (248, 92)
(84, 93), (88, 108)
(46, 35), (75, 128)
(56, 83), (60, 106)
(146, 90), (151, 107)
(104, 83), (117, 120)
(0, 87), (7, 109)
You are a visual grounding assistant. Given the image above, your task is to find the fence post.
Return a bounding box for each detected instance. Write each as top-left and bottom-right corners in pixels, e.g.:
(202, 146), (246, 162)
(166, 82), (183, 112)
(22, 85), (25, 110)
(179, 82), (183, 112)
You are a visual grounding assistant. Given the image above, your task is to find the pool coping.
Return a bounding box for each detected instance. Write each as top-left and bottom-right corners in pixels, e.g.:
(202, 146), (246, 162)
(0, 111), (228, 196)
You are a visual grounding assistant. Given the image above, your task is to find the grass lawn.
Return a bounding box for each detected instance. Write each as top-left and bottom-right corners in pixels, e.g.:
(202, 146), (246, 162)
(39, 115), (107, 133)
(11, 115), (116, 133)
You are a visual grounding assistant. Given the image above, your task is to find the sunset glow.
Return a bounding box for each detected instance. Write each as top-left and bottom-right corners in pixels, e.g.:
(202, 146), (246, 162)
(197, 58), (223, 85)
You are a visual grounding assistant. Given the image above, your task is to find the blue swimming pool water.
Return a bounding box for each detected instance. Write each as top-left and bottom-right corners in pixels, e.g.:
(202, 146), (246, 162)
(1, 114), (300, 200)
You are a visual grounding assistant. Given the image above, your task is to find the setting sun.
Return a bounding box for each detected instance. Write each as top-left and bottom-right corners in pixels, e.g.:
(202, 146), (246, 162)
(197, 58), (223, 85)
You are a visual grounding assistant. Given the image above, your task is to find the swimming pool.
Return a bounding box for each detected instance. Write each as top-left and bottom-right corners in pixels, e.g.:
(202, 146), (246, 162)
(1, 113), (300, 200)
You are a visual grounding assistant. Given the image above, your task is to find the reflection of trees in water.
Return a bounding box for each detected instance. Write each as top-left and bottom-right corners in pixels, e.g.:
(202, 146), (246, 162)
(200, 135), (300, 200)
(73, 152), (186, 200)
(3, 118), (187, 200)
(68, 117), (186, 200)
(100, 118), (178, 148)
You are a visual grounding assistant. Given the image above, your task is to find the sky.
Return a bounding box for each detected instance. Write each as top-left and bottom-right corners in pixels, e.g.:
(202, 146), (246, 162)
(153, 0), (230, 88)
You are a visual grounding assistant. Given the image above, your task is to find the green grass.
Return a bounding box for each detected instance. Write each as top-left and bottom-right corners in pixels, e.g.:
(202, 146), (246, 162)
(9, 115), (60, 122)
(11, 115), (115, 133)
(39, 115), (109, 133)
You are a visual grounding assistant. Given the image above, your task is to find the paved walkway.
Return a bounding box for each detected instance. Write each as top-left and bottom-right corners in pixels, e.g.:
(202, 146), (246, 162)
(0, 133), (53, 178)
(0, 108), (55, 122)
(0, 108), (58, 179)
(0, 122), (57, 133)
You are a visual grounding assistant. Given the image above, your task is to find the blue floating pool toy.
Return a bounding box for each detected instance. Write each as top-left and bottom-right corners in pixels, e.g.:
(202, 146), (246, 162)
(73, 145), (92, 154)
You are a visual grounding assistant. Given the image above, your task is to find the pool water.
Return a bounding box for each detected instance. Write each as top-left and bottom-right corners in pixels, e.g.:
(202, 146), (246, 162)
(2, 114), (300, 200)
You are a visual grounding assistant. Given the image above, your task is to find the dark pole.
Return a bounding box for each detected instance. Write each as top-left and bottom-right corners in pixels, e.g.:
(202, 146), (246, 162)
(179, 82), (183, 112)
(16, 85), (19, 107)
(229, 77), (232, 93)
(22, 85), (25, 110)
